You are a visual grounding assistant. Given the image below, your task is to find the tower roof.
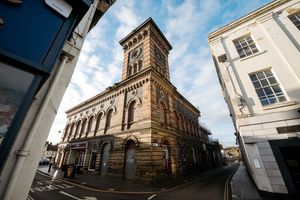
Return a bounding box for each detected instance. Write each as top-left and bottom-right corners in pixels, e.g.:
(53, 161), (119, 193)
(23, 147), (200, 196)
(119, 17), (173, 50)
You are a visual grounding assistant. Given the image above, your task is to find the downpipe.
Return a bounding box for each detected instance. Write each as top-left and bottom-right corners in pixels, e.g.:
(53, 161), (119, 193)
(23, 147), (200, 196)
(2, 55), (68, 200)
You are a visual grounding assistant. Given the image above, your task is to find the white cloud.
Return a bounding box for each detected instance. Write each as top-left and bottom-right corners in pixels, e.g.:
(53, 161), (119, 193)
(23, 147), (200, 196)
(48, 0), (270, 147)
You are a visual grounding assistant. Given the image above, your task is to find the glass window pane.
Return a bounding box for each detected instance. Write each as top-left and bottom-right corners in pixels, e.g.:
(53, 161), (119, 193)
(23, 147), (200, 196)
(278, 96), (287, 102)
(253, 81), (261, 88)
(260, 79), (269, 87)
(238, 49), (245, 58)
(250, 74), (257, 81)
(255, 88), (265, 97)
(250, 44), (258, 53)
(244, 47), (251, 55)
(272, 85), (282, 93)
(264, 70), (273, 77)
(240, 39), (247, 47)
(234, 42), (241, 49)
(257, 72), (265, 79)
(269, 97), (277, 104)
(246, 36), (253, 44)
(0, 62), (34, 147)
(268, 77), (277, 84)
(260, 98), (269, 106)
(264, 87), (273, 95)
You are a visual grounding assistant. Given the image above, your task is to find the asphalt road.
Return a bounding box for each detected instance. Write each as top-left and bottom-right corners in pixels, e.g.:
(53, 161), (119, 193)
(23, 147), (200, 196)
(28, 165), (238, 200)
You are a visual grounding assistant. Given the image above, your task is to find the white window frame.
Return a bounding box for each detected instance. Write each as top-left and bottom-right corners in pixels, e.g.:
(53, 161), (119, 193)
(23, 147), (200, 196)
(249, 69), (287, 106)
(288, 13), (300, 30)
(233, 34), (259, 58)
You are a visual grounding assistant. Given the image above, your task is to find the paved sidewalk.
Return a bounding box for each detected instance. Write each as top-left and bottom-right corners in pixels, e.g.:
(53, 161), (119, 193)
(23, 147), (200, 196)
(230, 164), (265, 200)
(37, 165), (206, 193)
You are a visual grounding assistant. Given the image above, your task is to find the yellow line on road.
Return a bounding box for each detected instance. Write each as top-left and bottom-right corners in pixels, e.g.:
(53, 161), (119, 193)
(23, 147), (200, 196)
(224, 165), (239, 200)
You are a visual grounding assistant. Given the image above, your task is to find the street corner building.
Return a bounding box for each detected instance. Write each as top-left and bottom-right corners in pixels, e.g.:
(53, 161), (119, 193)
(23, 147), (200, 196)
(208, 0), (300, 198)
(56, 18), (222, 183)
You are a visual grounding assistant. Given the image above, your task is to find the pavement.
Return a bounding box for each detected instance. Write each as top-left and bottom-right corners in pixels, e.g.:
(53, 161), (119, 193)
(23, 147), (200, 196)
(230, 164), (265, 200)
(37, 164), (264, 199)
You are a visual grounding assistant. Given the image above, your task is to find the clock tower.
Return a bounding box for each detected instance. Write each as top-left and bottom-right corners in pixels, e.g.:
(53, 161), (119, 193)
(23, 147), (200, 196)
(119, 18), (172, 81)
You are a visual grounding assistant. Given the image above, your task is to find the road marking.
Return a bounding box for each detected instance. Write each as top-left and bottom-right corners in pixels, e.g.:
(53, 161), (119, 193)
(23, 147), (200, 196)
(27, 195), (34, 200)
(37, 169), (199, 195)
(37, 181), (43, 185)
(59, 191), (97, 200)
(62, 183), (75, 188)
(224, 166), (239, 200)
(148, 194), (156, 200)
(59, 191), (82, 200)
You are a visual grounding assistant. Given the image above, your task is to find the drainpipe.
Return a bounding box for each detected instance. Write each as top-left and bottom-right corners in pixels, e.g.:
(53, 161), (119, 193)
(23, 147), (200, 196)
(2, 55), (69, 200)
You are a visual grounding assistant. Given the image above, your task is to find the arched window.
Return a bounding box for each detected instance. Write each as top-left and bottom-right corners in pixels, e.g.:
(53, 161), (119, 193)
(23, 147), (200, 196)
(63, 125), (69, 141)
(86, 116), (94, 137)
(68, 123), (75, 140)
(133, 63), (137, 74)
(187, 120), (191, 134)
(105, 109), (113, 130)
(174, 112), (179, 130)
(159, 103), (166, 125)
(191, 122), (196, 135)
(87, 116), (94, 133)
(138, 60), (143, 71)
(128, 100), (136, 128)
(181, 115), (185, 132)
(80, 118), (87, 138)
(74, 121), (81, 139)
(95, 113), (102, 132)
(128, 66), (132, 77)
(184, 117), (188, 133)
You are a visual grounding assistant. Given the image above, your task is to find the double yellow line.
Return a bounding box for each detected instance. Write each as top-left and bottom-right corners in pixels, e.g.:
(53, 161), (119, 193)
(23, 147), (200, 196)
(224, 166), (239, 200)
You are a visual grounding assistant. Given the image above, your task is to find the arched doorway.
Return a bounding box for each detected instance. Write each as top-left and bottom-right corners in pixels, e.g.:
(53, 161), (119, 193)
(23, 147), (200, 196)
(88, 144), (98, 171)
(124, 140), (136, 179)
(100, 143), (111, 176)
(162, 140), (171, 173)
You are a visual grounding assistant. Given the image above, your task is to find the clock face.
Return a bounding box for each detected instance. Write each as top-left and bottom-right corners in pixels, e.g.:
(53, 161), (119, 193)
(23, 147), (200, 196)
(131, 47), (142, 59)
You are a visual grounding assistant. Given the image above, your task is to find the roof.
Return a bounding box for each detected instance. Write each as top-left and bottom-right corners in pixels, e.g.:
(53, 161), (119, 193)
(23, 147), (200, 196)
(119, 17), (173, 50)
(208, 0), (291, 40)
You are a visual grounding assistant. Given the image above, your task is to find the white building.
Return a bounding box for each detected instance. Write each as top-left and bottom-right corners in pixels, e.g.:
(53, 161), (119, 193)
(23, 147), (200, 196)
(208, 0), (300, 198)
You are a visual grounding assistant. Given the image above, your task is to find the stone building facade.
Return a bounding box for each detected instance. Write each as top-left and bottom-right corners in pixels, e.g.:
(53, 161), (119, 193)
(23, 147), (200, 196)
(209, 0), (300, 198)
(57, 18), (222, 183)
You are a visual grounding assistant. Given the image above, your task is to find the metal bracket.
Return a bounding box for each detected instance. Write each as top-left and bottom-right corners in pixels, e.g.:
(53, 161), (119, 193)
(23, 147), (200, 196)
(15, 149), (31, 156)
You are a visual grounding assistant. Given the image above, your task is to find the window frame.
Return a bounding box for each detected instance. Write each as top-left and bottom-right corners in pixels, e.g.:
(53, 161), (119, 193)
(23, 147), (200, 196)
(249, 69), (287, 106)
(127, 100), (136, 129)
(233, 34), (259, 58)
(105, 109), (113, 130)
(288, 13), (300, 31)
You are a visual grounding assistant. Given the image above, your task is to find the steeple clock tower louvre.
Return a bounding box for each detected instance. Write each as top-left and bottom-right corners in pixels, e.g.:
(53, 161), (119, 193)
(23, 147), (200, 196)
(119, 18), (172, 81)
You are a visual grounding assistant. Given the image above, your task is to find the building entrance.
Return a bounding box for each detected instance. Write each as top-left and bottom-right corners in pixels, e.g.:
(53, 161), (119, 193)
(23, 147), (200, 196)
(124, 140), (136, 179)
(100, 143), (111, 176)
(280, 146), (300, 194)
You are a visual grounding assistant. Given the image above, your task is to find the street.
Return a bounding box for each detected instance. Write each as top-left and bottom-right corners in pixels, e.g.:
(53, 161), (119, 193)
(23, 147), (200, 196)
(28, 165), (237, 200)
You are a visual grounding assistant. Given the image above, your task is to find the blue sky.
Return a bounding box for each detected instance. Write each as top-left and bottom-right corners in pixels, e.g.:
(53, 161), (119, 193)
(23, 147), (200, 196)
(48, 0), (271, 147)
